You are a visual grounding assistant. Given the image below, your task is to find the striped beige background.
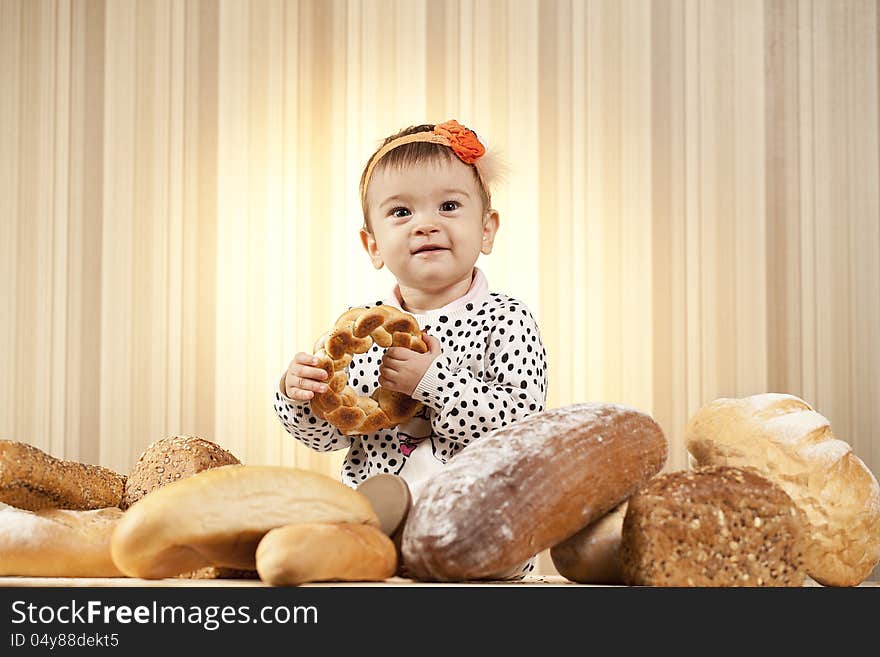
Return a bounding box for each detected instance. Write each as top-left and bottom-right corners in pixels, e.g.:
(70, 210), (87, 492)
(1, 0), (878, 580)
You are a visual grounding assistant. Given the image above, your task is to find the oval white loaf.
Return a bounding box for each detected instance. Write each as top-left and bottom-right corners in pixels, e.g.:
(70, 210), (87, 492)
(685, 393), (880, 586)
(256, 523), (397, 586)
(0, 502), (124, 577)
(401, 403), (668, 581)
(111, 465), (379, 579)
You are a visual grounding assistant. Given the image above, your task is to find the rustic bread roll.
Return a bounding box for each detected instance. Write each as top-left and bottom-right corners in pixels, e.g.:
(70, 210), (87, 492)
(356, 473), (412, 575)
(123, 434), (241, 509)
(256, 523), (397, 586)
(684, 393), (880, 586)
(620, 466), (808, 586)
(310, 305), (428, 435)
(401, 403), (668, 581)
(356, 473), (412, 538)
(111, 465), (379, 579)
(0, 502), (124, 577)
(0, 440), (125, 511)
(550, 502), (628, 584)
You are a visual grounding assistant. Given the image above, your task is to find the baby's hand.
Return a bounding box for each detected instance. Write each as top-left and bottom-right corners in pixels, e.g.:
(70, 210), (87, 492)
(378, 334), (443, 397)
(283, 352), (330, 401)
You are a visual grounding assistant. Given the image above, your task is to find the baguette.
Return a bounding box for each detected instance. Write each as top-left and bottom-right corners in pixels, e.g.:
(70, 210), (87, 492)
(256, 523), (397, 586)
(0, 502), (124, 577)
(401, 403), (668, 581)
(111, 465), (379, 578)
(0, 440), (125, 511)
(685, 393), (880, 586)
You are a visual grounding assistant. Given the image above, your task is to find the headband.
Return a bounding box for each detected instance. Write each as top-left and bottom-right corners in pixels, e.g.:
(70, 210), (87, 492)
(360, 120), (489, 209)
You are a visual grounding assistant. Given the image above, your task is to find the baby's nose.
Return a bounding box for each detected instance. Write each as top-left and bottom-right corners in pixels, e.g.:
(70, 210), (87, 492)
(412, 222), (440, 236)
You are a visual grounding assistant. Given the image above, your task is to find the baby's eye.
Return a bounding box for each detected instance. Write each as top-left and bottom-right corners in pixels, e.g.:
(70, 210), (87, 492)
(390, 207), (411, 218)
(440, 200), (460, 212)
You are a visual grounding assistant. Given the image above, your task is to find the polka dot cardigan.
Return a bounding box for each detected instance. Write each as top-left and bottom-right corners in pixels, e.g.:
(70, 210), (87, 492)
(273, 268), (549, 489)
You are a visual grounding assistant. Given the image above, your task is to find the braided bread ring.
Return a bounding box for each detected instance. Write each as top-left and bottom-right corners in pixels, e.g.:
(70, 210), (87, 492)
(311, 306), (428, 436)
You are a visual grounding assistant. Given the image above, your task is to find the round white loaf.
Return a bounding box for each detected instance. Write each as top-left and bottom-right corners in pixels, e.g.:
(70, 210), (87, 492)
(685, 393), (880, 586)
(111, 465), (379, 578)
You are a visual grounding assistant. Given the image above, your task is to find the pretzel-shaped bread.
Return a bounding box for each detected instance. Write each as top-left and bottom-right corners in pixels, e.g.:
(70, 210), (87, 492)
(310, 305), (428, 435)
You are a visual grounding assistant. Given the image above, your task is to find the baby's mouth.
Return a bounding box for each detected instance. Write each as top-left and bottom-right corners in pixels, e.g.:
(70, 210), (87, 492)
(412, 245), (450, 255)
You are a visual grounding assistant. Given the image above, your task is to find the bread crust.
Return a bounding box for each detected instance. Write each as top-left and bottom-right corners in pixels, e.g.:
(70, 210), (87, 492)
(123, 435), (241, 509)
(0, 440), (125, 511)
(110, 465), (379, 578)
(620, 466), (807, 587)
(685, 393), (880, 586)
(123, 435), (249, 579)
(311, 305), (427, 435)
(0, 503), (124, 577)
(256, 523), (397, 585)
(401, 403), (668, 581)
(550, 502), (628, 584)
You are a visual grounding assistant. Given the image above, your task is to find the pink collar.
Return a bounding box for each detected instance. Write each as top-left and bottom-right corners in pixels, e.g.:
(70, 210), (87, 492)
(383, 268), (489, 317)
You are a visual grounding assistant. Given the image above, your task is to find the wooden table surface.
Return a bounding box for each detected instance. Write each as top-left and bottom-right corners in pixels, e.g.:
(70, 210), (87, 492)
(1, 575), (876, 587)
(0, 575), (570, 587)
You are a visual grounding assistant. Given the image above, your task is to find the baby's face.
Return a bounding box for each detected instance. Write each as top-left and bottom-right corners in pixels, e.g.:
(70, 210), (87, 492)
(363, 157), (494, 292)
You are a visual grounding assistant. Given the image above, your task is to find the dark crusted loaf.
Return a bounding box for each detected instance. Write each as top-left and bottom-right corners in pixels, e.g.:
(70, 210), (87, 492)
(401, 403), (668, 581)
(620, 466), (808, 586)
(0, 440), (125, 511)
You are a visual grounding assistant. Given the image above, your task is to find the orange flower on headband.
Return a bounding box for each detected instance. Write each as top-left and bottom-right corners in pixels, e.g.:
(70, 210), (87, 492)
(434, 120), (485, 164)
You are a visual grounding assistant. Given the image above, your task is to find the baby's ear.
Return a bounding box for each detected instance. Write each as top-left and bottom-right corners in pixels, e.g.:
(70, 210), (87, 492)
(360, 227), (384, 269)
(481, 210), (500, 255)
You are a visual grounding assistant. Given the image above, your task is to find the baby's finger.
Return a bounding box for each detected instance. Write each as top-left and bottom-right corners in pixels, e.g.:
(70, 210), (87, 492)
(383, 347), (409, 362)
(379, 358), (401, 374)
(286, 370), (329, 394)
(297, 365), (329, 381)
(286, 386), (314, 401)
(423, 333), (443, 355)
(294, 352), (320, 366)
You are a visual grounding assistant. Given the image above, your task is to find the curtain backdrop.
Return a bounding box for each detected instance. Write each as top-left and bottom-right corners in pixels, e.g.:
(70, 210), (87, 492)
(2, 0), (878, 579)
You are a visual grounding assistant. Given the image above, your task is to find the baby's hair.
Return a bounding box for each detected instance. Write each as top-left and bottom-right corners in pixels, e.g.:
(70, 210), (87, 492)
(359, 123), (506, 231)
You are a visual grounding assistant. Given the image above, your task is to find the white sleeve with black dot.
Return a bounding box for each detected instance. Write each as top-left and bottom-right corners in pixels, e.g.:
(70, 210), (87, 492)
(411, 299), (548, 449)
(273, 385), (352, 453)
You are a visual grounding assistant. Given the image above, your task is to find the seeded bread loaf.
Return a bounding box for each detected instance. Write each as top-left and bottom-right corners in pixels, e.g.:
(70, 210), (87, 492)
(620, 466), (808, 586)
(0, 440), (125, 511)
(401, 403), (668, 581)
(256, 523), (397, 586)
(0, 502), (124, 577)
(684, 393), (880, 586)
(123, 435), (241, 509)
(111, 465), (379, 578)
